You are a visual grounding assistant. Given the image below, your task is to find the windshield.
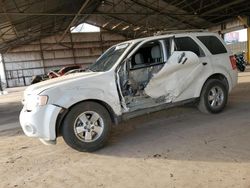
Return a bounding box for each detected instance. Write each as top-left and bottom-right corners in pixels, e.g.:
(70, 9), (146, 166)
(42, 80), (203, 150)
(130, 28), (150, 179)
(89, 43), (129, 72)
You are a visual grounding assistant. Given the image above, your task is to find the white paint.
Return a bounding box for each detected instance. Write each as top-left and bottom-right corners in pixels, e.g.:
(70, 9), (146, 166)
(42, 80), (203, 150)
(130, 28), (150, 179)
(115, 43), (129, 50)
(20, 71), (122, 141)
(144, 51), (201, 101)
(19, 104), (62, 140)
(19, 32), (238, 144)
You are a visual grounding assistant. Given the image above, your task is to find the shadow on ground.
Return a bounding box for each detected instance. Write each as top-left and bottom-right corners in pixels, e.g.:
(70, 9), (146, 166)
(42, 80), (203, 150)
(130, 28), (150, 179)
(93, 82), (250, 163)
(1, 81), (250, 164)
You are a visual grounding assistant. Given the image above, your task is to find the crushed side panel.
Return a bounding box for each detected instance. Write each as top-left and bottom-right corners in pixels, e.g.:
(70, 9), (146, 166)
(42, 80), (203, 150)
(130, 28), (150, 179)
(144, 51), (202, 102)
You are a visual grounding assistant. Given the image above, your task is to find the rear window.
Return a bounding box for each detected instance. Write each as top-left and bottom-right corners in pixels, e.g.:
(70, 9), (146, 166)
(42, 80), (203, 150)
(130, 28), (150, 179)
(197, 36), (227, 55)
(175, 37), (205, 57)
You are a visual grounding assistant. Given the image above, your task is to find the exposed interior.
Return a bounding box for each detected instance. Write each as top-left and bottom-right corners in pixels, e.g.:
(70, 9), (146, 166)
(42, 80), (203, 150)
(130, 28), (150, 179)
(117, 35), (211, 111)
(118, 39), (171, 110)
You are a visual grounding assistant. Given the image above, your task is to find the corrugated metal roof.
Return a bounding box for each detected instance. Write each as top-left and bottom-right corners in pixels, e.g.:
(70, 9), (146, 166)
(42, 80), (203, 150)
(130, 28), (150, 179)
(0, 0), (249, 52)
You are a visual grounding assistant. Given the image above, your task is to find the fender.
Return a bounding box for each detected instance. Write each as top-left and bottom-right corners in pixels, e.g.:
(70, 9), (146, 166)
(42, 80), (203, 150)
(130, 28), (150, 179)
(47, 87), (122, 116)
(211, 64), (236, 92)
(40, 72), (123, 116)
(173, 64), (233, 102)
(193, 67), (233, 98)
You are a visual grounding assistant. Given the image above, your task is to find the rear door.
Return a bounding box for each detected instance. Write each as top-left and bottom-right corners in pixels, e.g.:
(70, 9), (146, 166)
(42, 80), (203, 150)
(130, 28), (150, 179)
(145, 36), (213, 101)
(196, 35), (237, 89)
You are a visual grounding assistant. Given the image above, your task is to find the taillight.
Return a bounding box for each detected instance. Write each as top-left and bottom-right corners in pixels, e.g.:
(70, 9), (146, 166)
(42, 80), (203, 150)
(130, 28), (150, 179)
(230, 55), (237, 70)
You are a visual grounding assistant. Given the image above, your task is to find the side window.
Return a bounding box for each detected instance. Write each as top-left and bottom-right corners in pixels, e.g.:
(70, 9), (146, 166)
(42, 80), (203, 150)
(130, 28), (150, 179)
(175, 37), (205, 57)
(131, 41), (164, 69)
(197, 36), (227, 55)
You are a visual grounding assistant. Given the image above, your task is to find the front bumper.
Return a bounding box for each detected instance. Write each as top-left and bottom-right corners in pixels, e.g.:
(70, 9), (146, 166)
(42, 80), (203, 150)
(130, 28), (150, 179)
(19, 104), (62, 141)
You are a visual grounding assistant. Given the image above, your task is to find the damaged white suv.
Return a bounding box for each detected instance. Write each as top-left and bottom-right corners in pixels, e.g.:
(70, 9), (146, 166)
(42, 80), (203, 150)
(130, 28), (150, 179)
(20, 32), (237, 151)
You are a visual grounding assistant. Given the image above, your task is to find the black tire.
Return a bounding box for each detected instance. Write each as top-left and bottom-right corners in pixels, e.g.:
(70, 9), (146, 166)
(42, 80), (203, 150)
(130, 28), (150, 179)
(62, 101), (112, 152)
(197, 79), (228, 114)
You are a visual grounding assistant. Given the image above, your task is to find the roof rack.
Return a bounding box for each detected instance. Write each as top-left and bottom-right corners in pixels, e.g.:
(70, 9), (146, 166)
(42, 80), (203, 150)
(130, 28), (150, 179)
(154, 29), (208, 36)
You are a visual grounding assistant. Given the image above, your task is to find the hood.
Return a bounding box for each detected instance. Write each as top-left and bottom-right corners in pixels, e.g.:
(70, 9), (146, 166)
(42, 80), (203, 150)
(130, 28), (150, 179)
(25, 71), (102, 95)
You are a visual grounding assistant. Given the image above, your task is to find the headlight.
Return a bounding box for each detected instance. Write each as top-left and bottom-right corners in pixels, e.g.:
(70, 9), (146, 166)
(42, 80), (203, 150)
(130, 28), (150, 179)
(25, 95), (48, 111)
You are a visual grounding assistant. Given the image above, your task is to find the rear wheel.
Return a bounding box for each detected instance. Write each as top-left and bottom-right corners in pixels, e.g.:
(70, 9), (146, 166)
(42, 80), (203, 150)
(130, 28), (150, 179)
(62, 101), (112, 152)
(197, 79), (228, 114)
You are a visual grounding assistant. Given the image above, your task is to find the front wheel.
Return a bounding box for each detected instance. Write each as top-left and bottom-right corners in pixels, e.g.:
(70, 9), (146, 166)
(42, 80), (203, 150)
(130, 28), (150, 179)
(62, 102), (112, 152)
(197, 79), (228, 114)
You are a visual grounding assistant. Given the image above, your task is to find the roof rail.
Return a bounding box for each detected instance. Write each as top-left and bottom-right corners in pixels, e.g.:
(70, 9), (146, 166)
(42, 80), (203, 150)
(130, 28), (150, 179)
(154, 29), (208, 36)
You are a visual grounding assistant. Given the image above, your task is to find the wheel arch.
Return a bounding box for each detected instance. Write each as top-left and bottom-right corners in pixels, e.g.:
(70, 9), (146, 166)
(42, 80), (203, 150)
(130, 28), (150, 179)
(55, 99), (120, 138)
(205, 73), (229, 90)
(196, 72), (229, 99)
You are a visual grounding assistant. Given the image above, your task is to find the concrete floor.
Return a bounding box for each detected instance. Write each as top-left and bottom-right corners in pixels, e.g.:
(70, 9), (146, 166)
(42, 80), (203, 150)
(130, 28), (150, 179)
(0, 87), (24, 131)
(0, 72), (250, 188)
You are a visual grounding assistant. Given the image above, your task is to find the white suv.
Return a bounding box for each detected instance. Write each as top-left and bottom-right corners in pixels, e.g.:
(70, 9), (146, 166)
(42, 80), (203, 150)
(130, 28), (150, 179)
(20, 32), (238, 151)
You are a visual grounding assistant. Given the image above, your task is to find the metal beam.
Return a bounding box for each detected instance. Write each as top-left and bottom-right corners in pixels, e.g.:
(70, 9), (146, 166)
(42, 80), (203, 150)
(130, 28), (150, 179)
(196, 0), (220, 13)
(220, 25), (245, 34)
(87, 21), (135, 38)
(130, 0), (198, 29)
(136, 0), (198, 29)
(0, 12), (249, 17)
(247, 17), (250, 62)
(58, 0), (91, 43)
(201, 0), (247, 16)
(7, 0), (44, 12)
(129, 0), (176, 28)
(100, 14), (148, 33)
(237, 16), (249, 28)
(0, 2), (19, 38)
(205, 4), (250, 23)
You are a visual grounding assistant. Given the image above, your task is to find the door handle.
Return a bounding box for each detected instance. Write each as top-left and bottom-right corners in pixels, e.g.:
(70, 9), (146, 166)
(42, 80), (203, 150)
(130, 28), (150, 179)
(178, 52), (186, 64)
(202, 62), (207, 66)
